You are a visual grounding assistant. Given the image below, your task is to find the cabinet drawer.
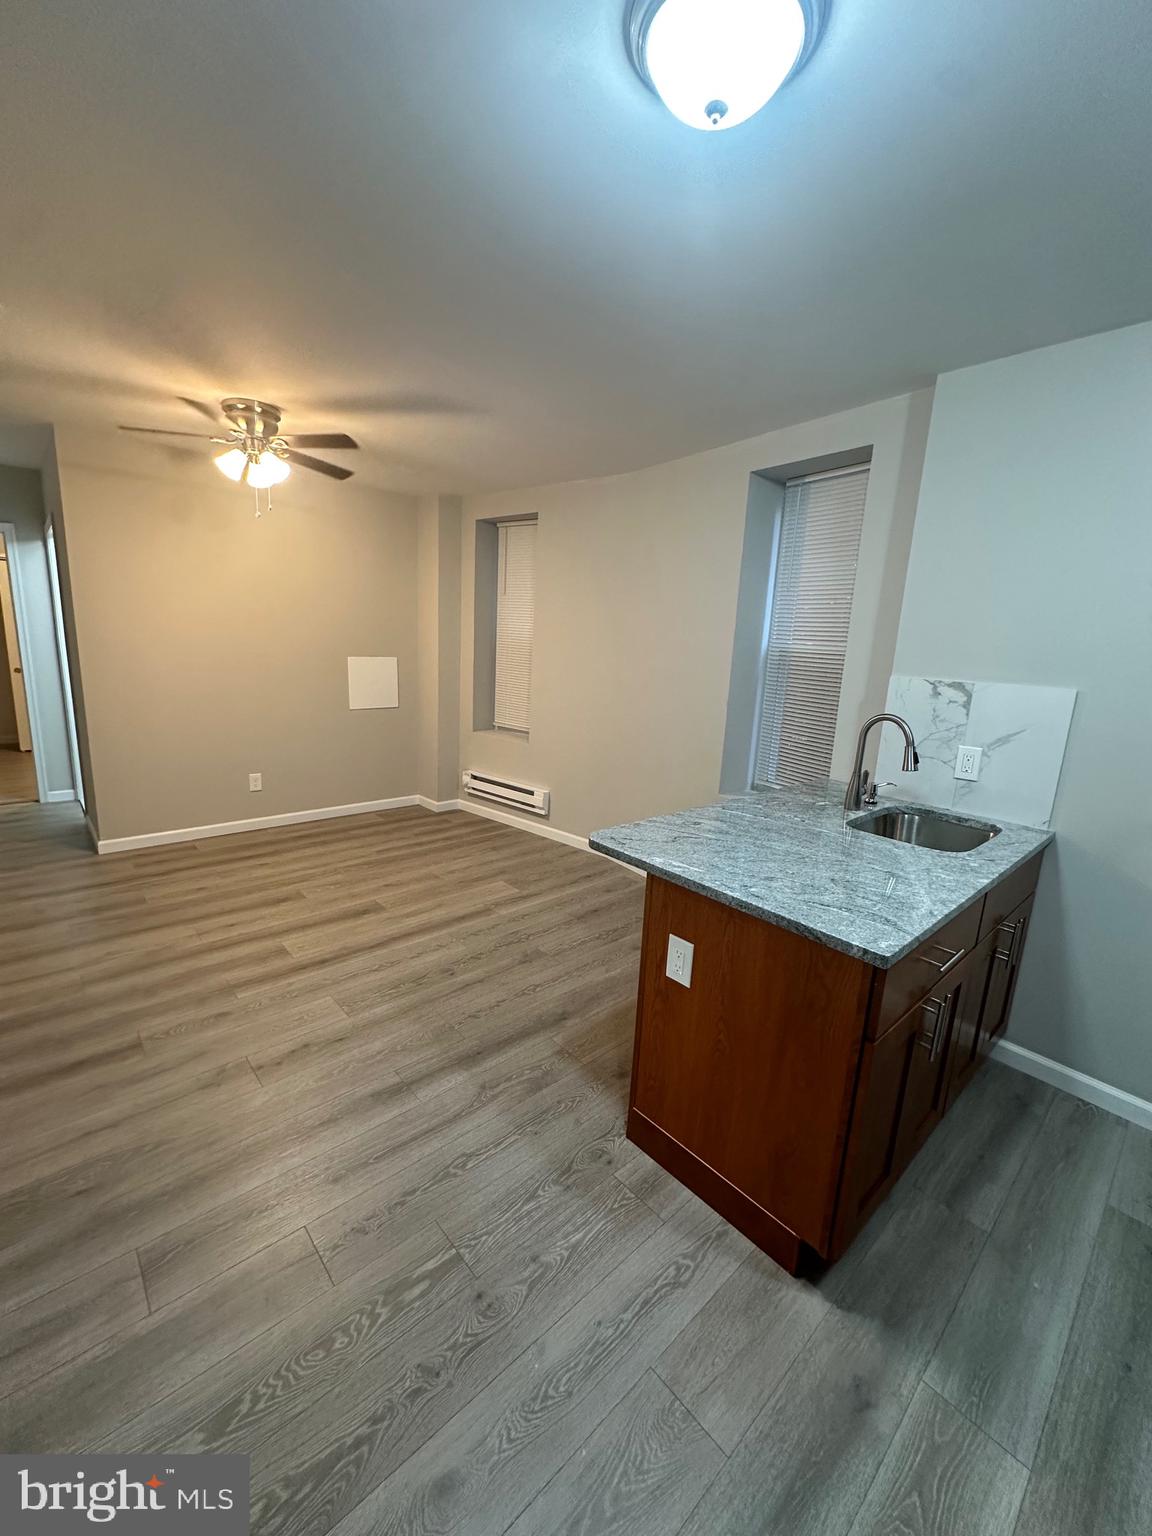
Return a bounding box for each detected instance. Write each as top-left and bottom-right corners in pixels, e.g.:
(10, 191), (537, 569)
(869, 898), (981, 1040)
(978, 851), (1043, 941)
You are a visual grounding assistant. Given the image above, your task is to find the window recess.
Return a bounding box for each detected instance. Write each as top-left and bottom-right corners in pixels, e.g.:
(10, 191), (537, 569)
(753, 464), (869, 789)
(493, 519), (537, 734)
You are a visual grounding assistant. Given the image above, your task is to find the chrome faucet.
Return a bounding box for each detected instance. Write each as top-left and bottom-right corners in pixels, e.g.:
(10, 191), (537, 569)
(844, 714), (919, 816)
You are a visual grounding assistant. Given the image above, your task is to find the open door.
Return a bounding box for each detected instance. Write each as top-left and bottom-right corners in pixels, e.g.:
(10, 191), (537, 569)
(0, 537), (33, 752)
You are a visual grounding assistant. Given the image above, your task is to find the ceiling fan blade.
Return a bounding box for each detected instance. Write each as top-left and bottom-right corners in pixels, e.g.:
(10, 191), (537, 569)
(119, 426), (218, 439)
(280, 433), (359, 450)
(282, 449), (355, 481)
(178, 396), (225, 425)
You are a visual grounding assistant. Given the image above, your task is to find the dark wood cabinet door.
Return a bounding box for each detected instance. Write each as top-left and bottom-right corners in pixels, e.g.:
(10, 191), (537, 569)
(946, 933), (997, 1105)
(893, 976), (963, 1166)
(978, 934), (1012, 1055)
(835, 1017), (912, 1236)
(832, 958), (971, 1253)
(978, 893), (1035, 1056)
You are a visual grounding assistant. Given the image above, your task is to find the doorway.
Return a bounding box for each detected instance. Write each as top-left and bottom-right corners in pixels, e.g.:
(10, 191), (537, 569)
(0, 531), (38, 803)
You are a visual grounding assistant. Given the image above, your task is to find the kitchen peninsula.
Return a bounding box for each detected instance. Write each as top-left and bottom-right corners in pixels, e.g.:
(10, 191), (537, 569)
(591, 785), (1051, 1274)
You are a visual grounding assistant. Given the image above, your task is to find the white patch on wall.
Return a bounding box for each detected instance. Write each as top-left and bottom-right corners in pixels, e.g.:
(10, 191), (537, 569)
(347, 656), (399, 710)
(876, 676), (1076, 828)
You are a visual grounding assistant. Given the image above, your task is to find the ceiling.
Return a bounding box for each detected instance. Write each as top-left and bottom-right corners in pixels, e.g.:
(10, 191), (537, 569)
(0, 0), (1149, 495)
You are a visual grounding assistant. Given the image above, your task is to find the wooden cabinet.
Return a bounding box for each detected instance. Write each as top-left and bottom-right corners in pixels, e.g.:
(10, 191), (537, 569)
(945, 932), (996, 1104)
(946, 889), (1037, 1107)
(894, 976), (964, 1166)
(832, 952), (977, 1247)
(981, 893), (1034, 1050)
(627, 876), (875, 1273)
(627, 859), (1043, 1276)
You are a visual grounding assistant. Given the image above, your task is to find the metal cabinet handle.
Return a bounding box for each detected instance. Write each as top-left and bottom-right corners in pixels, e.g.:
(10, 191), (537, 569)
(918, 996), (947, 1061)
(994, 919), (1019, 966)
(919, 942), (965, 976)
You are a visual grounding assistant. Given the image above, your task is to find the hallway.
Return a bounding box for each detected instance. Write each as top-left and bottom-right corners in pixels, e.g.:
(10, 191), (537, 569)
(0, 743), (37, 804)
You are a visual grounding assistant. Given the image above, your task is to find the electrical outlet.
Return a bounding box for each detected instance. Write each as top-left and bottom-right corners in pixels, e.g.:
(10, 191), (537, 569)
(954, 745), (982, 782)
(666, 934), (694, 988)
(248, 772), (263, 792)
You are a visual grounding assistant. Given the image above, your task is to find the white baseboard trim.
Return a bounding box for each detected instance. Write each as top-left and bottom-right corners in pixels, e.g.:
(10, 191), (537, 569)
(454, 797), (591, 850)
(992, 1039), (1152, 1131)
(89, 787), (650, 881)
(94, 796), (420, 854)
(43, 788), (78, 804)
(450, 797), (646, 877)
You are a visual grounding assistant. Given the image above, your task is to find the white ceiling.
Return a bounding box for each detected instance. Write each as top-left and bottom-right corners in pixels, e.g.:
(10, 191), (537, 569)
(0, 0), (1149, 494)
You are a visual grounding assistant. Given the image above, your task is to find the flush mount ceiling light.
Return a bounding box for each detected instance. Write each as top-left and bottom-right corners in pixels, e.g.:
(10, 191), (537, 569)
(626, 0), (827, 131)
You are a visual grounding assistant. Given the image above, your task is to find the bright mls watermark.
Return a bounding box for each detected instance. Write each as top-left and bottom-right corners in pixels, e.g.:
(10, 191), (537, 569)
(0, 1456), (249, 1532)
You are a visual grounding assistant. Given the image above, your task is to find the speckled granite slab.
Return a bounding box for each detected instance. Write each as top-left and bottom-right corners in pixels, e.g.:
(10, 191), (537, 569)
(589, 784), (1053, 969)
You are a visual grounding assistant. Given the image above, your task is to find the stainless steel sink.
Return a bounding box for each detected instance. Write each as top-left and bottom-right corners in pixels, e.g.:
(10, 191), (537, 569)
(850, 808), (1000, 853)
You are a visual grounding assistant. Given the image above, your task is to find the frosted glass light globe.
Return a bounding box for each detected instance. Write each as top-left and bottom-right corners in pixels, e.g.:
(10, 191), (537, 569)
(213, 447), (249, 482)
(246, 452), (291, 489)
(643, 0), (807, 131)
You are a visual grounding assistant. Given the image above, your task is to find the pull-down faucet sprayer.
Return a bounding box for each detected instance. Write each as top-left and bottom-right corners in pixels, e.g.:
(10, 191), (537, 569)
(844, 714), (919, 817)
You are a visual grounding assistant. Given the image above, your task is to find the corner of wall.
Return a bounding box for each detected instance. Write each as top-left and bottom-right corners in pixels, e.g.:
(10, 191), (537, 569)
(416, 494), (463, 805)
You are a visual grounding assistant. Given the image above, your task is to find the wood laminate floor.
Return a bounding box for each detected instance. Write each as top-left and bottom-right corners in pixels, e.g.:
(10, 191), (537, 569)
(0, 744), (37, 804)
(1, 801), (1148, 1535)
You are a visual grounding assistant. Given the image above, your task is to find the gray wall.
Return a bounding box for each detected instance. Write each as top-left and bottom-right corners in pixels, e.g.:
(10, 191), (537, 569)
(56, 428), (420, 842)
(0, 464), (75, 797)
(459, 392), (932, 839)
(892, 321), (1152, 1101)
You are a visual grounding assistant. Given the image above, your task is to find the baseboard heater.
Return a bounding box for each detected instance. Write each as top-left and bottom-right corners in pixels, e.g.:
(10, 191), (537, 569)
(462, 770), (550, 817)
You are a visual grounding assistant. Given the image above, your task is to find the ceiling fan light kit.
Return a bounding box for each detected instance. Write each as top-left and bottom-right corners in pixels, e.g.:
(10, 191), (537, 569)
(121, 397), (359, 514)
(213, 447), (249, 483)
(625, 0), (827, 131)
(244, 451), (292, 490)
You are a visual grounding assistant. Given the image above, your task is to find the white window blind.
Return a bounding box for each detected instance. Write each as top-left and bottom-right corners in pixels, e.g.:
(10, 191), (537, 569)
(494, 520), (537, 733)
(753, 465), (869, 789)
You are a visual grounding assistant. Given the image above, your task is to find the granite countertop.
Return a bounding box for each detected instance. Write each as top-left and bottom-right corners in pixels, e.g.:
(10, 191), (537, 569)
(589, 784), (1053, 969)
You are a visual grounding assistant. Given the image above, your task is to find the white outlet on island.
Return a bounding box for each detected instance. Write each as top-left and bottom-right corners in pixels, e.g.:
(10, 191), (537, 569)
(248, 772), (262, 792)
(666, 934), (694, 987)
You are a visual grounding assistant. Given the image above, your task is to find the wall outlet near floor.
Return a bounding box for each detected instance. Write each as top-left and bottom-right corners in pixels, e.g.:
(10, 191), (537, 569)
(666, 934), (694, 988)
(954, 745), (983, 782)
(248, 772), (263, 792)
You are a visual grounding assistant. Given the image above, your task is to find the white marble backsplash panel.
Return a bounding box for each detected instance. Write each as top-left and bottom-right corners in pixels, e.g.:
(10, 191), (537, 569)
(881, 677), (973, 810)
(875, 676), (1076, 829)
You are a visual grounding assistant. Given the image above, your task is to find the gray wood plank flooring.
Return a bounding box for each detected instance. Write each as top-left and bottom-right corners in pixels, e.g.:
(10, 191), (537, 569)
(847, 1381), (1027, 1536)
(1108, 1122), (1152, 1229)
(0, 801), (1145, 1535)
(1014, 1207), (1152, 1536)
(678, 1193), (987, 1536)
(924, 1092), (1125, 1464)
(503, 1371), (725, 1536)
(654, 1247), (828, 1452)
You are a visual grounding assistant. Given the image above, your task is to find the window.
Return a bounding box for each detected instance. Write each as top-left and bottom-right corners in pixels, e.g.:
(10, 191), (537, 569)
(753, 464), (869, 788)
(493, 519), (537, 733)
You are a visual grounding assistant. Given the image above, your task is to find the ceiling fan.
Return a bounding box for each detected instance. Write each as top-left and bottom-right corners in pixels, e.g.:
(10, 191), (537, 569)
(119, 398), (359, 488)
